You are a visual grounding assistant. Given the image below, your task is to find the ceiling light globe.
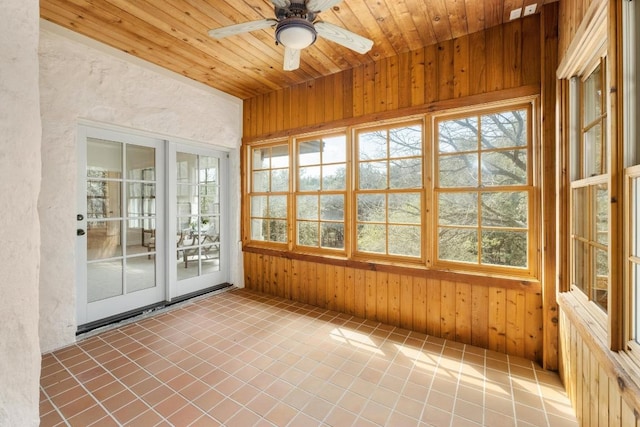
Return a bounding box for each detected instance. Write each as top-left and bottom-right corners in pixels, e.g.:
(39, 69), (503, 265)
(276, 18), (317, 50)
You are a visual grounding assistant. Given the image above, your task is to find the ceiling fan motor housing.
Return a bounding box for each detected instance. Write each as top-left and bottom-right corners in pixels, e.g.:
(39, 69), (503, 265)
(275, 17), (317, 49)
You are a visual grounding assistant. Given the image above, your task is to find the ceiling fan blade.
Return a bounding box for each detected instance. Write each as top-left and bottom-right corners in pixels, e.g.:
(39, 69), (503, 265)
(208, 19), (277, 39)
(271, 0), (291, 8)
(306, 0), (343, 12)
(314, 21), (373, 54)
(283, 47), (301, 71)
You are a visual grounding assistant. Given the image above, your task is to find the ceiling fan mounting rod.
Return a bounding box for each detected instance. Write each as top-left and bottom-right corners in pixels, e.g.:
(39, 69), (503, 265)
(289, 2), (307, 14)
(275, 2), (316, 22)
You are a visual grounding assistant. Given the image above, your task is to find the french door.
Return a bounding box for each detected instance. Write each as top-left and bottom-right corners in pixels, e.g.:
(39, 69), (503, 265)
(168, 144), (229, 298)
(77, 126), (230, 327)
(77, 126), (165, 325)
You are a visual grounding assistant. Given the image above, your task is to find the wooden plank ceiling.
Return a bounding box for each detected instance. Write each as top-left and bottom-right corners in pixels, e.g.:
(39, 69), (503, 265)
(40, 0), (555, 100)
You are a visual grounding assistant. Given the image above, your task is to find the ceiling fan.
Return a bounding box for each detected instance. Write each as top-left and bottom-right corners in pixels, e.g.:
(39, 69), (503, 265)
(208, 0), (374, 71)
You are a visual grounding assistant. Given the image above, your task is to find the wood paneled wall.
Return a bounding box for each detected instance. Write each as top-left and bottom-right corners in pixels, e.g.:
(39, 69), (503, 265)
(559, 307), (640, 426)
(243, 15), (541, 140)
(241, 13), (552, 365)
(244, 251), (544, 363)
(558, 0), (598, 58)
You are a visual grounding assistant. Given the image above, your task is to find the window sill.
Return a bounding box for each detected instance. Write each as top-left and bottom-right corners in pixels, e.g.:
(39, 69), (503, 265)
(242, 244), (541, 292)
(558, 290), (608, 347)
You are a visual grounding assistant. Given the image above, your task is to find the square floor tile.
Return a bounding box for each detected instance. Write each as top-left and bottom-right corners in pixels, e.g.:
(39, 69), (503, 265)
(40, 288), (578, 427)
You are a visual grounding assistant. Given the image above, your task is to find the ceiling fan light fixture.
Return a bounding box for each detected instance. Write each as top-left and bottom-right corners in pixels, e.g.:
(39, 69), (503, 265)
(275, 18), (317, 49)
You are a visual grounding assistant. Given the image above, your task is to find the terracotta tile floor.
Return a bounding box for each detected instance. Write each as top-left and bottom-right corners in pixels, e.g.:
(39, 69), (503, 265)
(40, 288), (578, 426)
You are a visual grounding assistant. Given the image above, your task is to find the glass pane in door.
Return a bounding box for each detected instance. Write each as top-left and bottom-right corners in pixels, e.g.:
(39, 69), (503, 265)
(127, 145), (155, 179)
(125, 144), (157, 293)
(87, 220), (122, 261)
(87, 139), (123, 302)
(87, 260), (122, 302)
(86, 138), (158, 303)
(176, 153), (220, 281)
(126, 257), (156, 293)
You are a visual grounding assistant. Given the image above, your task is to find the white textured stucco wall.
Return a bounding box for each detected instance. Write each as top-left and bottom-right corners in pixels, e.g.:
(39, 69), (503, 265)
(0, 1), (42, 426)
(39, 21), (244, 353)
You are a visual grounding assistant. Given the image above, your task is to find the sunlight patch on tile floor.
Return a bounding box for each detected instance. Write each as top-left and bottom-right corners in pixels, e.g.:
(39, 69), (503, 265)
(40, 288), (578, 426)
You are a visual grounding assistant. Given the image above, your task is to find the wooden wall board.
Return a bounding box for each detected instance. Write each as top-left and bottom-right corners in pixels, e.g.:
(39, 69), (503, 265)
(471, 285), (489, 348)
(437, 39), (455, 101)
(525, 290), (543, 363)
(388, 273), (401, 327)
(413, 276), (428, 333)
(455, 282), (472, 344)
(488, 287), (507, 354)
(376, 272), (389, 324)
(424, 44), (439, 105)
(243, 251), (545, 362)
(440, 280), (457, 341)
(505, 289), (525, 357)
(502, 17), (523, 90)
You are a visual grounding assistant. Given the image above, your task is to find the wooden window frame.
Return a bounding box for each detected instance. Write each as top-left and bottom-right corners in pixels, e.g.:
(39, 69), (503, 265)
(579, 60), (608, 178)
(431, 102), (538, 279)
(351, 119), (425, 263)
(625, 167), (640, 357)
(246, 141), (291, 248)
(624, 0), (640, 358)
(568, 57), (610, 320)
(293, 132), (350, 256)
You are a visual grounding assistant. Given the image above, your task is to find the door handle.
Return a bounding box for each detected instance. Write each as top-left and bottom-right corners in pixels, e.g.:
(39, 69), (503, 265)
(77, 229), (86, 236)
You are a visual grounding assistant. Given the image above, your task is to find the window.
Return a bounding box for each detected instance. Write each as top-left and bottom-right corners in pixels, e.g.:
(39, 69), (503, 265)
(354, 122), (423, 259)
(570, 61), (609, 313)
(295, 134), (347, 251)
(628, 171), (640, 343)
(244, 100), (538, 278)
(249, 144), (289, 243)
(626, 0), (640, 346)
(434, 106), (533, 273)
